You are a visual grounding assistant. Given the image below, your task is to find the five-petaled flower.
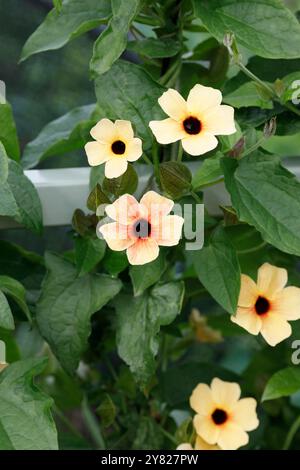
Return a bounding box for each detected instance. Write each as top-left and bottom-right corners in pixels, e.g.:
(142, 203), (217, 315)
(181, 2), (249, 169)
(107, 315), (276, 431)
(99, 191), (184, 265)
(231, 263), (300, 346)
(190, 378), (259, 450)
(85, 118), (142, 179)
(149, 84), (236, 156)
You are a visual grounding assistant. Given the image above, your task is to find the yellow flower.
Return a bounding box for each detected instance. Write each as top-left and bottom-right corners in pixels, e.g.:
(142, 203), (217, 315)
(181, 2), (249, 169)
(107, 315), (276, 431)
(85, 118), (142, 179)
(231, 263), (300, 346)
(177, 436), (220, 451)
(149, 84), (235, 156)
(99, 191), (184, 265)
(190, 378), (259, 450)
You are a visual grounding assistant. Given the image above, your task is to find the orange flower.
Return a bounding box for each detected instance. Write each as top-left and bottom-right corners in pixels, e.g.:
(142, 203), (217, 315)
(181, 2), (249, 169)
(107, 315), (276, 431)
(231, 263), (300, 346)
(99, 191), (184, 265)
(190, 378), (259, 450)
(85, 118), (142, 178)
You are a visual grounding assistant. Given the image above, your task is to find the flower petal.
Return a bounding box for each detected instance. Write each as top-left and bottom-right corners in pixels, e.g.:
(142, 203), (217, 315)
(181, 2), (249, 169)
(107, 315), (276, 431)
(152, 215), (184, 246)
(149, 118), (185, 144)
(217, 422), (249, 450)
(272, 286), (300, 320)
(105, 158), (128, 179)
(204, 105), (236, 136)
(158, 88), (187, 120)
(193, 415), (220, 445)
(190, 383), (214, 415)
(126, 238), (159, 265)
(238, 274), (258, 308)
(90, 118), (116, 143)
(257, 263), (287, 298)
(99, 222), (134, 251)
(231, 398), (259, 432)
(211, 378), (241, 410)
(231, 307), (262, 335)
(176, 443), (193, 451)
(181, 132), (218, 156)
(140, 191), (174, 221)
(114, 120), (134, 140)
(125, 137), (143, 162)
(105, 194), (141, 225)
(194, 436), (220, 451)
(85, 141), (110, 166)
(187, 84), (222, 116)
(260, 313), (292, 346)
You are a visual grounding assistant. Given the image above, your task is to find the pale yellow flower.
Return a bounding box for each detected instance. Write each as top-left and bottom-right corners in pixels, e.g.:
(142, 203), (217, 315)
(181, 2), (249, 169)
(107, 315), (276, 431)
(231, 263), (300, 346)
(149, 84), (235, 156)
(190, 378), (259, 450)
(177, 436), (220, 451)
(99, 191), (184, 265)
(85, 118), (142, 179)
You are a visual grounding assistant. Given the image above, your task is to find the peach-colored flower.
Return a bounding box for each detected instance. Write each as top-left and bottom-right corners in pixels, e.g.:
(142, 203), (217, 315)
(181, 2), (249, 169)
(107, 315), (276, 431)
(85, 118), (142, 178)
(99, 191), (184, 265)
(231, 263), (300, 346)
(149, 84), (235, 156)
(190, 378), (259, 450)
(177, 436), (220, 451)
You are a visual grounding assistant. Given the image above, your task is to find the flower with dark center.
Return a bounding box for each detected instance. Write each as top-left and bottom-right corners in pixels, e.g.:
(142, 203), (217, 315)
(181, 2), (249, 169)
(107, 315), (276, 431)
(149, 84), (236, 156)
(231, 263), (300, 346)
(133, 219), (151, 239)
(211, 408), (228, 425)
(85, 118), (142, 178)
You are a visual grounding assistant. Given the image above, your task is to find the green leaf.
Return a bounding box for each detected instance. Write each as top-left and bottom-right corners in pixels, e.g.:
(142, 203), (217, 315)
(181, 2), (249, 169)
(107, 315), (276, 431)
(95, 60), (165, 150)
(0, 141), (8, 183)
(102, 250), (129, 276)
(129, 252), (167, 296)
(0, 103), (20, 161)
(0, 159), (43, 234)
(262, 367), (300, 401)
(0, 291), (14, 330)
(36, 253), (122, 374)
(96, 394), (117, 428)
(74, 237), (106, 276)
(72, 209), (97, 237)
(194, 226), (241, 314)
(0, 358), (58, 450)
(103, 164), (138, 197)
(192, 153), (223, 190)
(280, 71), (300, 103)
(0, 276), (31, 322)
(127, 37), (181, 58)
(115, 281), (184, 384)
(193, 0), (300, 59)
(132, 416), (164, 450)
(22, 104), (95, 169)
(159, 162), (192, 199)
(87, 184), (110, 212)
(20, 0), (112, 61)
(222, 153), (300, 256)
(224, 81), (273, 109)
(90, 0), (141, 76)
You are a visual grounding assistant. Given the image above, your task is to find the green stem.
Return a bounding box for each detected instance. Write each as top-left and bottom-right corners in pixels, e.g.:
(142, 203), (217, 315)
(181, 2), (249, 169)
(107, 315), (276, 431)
(190, 191), (202, 203)
(159, 59), (181, 86)
(177, 142), (183, 162)
(142, 153), (152, 165)
(283, 415), (300, 450)
(241, 136), (265, 158)
(82, 396), (106, 450)
(237, 62), (300, 118)
(152, 141), (161, 187)
(193, 178), (224, 192)
(53, 405), (83, 440)
(160, 427), (178, 446)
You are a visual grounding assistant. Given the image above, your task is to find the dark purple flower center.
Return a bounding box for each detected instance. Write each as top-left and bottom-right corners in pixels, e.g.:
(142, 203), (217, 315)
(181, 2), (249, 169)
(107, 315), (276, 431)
(111, 140), (126, 155)
(211, 408), (228, 425)
(255, 296), (270, 315)
(183, 116), (201, 135)
(133, 219), (151, 238)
